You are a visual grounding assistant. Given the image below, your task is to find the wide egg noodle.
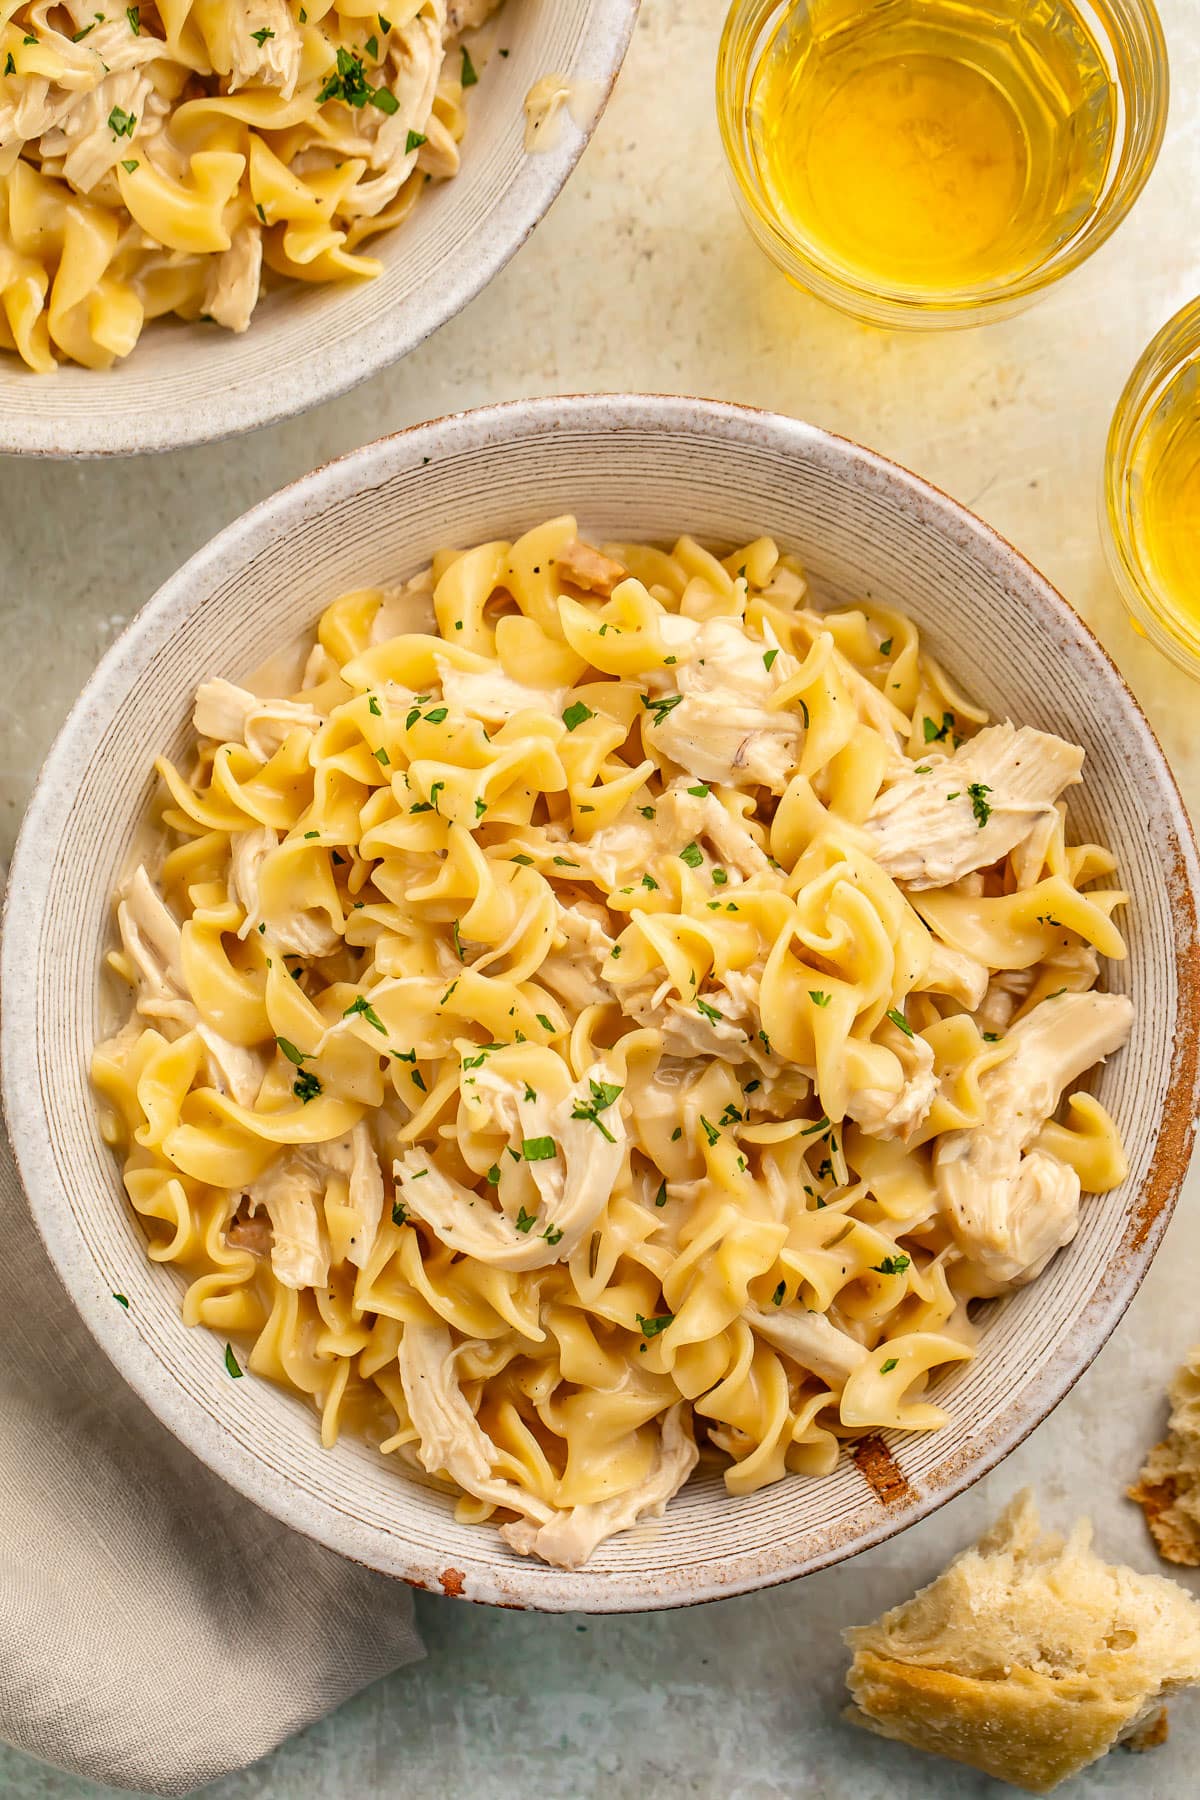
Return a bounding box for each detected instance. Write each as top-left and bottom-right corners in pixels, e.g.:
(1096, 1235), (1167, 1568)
(91, 517), (1134, 1568)
(0, 0), (495, 369)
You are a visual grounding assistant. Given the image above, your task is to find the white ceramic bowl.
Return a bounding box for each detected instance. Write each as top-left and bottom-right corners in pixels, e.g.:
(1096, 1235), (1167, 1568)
(4, 395), (1198, 1611)
(0, 1), (638, 458)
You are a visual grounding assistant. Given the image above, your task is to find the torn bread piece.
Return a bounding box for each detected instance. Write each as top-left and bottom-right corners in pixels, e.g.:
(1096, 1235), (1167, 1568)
(843, 1489), (1200, 1793)
(1131, 1346), (1200, 1566)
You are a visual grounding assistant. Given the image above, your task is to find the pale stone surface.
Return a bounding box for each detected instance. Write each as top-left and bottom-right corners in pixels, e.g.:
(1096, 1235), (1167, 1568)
(2, 1), (1200, 1794)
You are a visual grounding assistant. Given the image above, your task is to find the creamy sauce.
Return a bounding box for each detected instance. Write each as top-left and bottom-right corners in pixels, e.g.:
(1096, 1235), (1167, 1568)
(523, 73), (604, 153)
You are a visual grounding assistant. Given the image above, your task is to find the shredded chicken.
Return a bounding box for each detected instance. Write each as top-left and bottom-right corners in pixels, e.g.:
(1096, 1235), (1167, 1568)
(865, 723), (1085, 889)
(555, 537), (627, 597)
(116, 865), (194, 1025)
(192, 678), (322, 760)
(745, 1305), (868, 1386)
(247, 1152), (330, 1290)
(846, 1025), (937, 1142)
(196, 1022), (265, 1108)
(435, 659), (565, 728)
(935, 991), (1133, 1286)
(499, 1403), (699, 1569)
(202, 225), (263, 334)
(225, 0), (303, 98)
(398, 1323), (555, 1524)
(647, 618), (804, 792)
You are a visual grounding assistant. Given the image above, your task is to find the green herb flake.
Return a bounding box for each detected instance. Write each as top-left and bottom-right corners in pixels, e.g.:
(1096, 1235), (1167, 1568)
(369, 85), (398, 112)
(641, 873), (659, 891)
(224, 1343), (243, 1379)
(251, 25), (274, 43)
(343, 994), (386, 1034)
(405, 127), (427, 153)
(640, 691), (684, 728)
(570, 1078), (623, 1143)
(108, 104), (136, 136)
(535, 1013), (554, 1032)
(112, 1291), (130, 1308)
(378, 11), (391, 29)
(771, 1280), (786, 1306)
(515, 1205), (537, 1233)
(543, 1223), (564, 1246)
(460, 43), (477, 85)
(71, 21), (95, 37)
(635, 1311), (674, 1338)
(699, 1115), (721, 1147)
(696, 997), (724, 1026)
(552, 856), (578, 868)
(391, 1200), (407, 1225)
(983, 1031), (1000, 1042)
(120, 156), (139, 172)
(276, 1036), (307, 1065)
(879, 637), (893, 656)
(671, 1127), (682, 1142)
(922, 712), (953, 744)
(363, 31), (378, 55)
(293, 1070), (322, 1103)
(809, 989), (830, 1008)
(679, 841), (703, 868)
(880, 1356), (899, 1374)
(886, 1007), (914, 1038)
(801, 1113), (830, 1137)
(872, 1254), (911, 1276)
(4, 48), (16, 71)
(562, 699), (594, 732)
(512, 853), (535, 865)
(485, 1164), (501, 1187)
(373, 746), (390, 765)
(368, 694), (381, 716)
(969, 781), (992, 828)
(762, 647), (779, 671)
(424, 706), (449, 724)
(522, 1135), (557, 1162)
(654, 1180), (667, 1208)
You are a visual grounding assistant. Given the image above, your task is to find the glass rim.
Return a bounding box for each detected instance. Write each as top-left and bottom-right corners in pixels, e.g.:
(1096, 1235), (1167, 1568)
(1102, 297), (1200, 674)
(716, 0), (1171, 328)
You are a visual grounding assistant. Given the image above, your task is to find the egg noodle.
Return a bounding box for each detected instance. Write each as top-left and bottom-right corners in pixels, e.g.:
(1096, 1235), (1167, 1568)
(0, 0), (497, 370)
(92, 517), (1134, 1568)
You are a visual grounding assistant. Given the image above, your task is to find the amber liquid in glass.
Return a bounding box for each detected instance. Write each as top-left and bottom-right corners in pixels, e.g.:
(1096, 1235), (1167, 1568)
(749, 0), (1116, 296)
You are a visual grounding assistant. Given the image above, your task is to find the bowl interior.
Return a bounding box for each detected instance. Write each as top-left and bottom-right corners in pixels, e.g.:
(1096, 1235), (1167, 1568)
(0, 0), (638, 457)
(4, 395), (1197, 1610)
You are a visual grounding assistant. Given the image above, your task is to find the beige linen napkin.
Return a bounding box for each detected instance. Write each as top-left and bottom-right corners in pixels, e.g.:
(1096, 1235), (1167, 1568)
(0, 1109), (423, 1798)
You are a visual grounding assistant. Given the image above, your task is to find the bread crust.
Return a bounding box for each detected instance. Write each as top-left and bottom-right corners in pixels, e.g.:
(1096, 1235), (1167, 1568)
(843, 1489), (1200, 1793)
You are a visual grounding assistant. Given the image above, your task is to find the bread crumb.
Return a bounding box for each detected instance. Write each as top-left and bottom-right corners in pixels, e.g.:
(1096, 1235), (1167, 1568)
(1131, 1346), (1200, 1565)
(843, 1488), (1200, 1793)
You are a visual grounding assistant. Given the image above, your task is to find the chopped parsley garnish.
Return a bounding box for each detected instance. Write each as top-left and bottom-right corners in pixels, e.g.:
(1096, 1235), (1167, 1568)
(486, 1164), (500, 1186)
(562, 700), (593, 732)
(543, 1223), (564, 1246)
(364, 31), (378, 56)
(570, 1078), (623, 1142)
(405, 705), (421, 728)
(654, 1180), (667, 1207)
(251, 25), (274, 43)
(460, 43), (478, 86)
(635, 1311), (674, 1338)
(809, 989), (830, 1008)
(640, 691), (684, 728)
(410, 1069), (426, 1092)
(293, 1070), (322, 1103)
(474, 797), (487, 820)
(886, 1007), (914, 1038)
(762, 647), (779, 671)
(121, 157), (139, 172)
(317, 44), (390, 109)
(946, 791), (960, 801)
(687, 783), (709, 798)
(639, 805), (656, 820)
(699, 1115), (720, 1146)
(405, 128), (427, 153)
(983, 1031), (1000, 1042)
(224, 1343), (243, 1379)
(379, 11), (391, 29)
(256, 202), (267, 223)
(671, 1127), (682, 1141)
(368, 694), (381, 716)
(923, 712), (953, 743)
(641, 873), (659, 890)
(370, 86), (398, 113)
(304, 829), (319, 839)
(969, 782), (992, 828)
(429, 780), (444, 810)
(880, 1356), (899, 1374)
(276, 1036), (307, 1065)
(552, 856), (578, 868)
(113, 1292), (129, 1308)
(771, 1280), (786, 1306)
(873, 1254), (911, 1276)
(679, 841), (703, 868)
(696, 998), (724, 1026)
(391, 1200), (407, 1225)
(522, 1136), (557, 1162)
(343, 994), (386, 1034)
(610, 945), (622, 958)
(711, 868), (730, 889)
(515, 1206), (537, 1233)
(452, 919), (465, 961)
(879, 637), (893, 656)
(108, 105), (137, 137)
(373, 746), (390, 765)
(512, 853), (534, 865)
(914, 764), (932, 774)
(126, 4), (139, 27)
(801, 1113), (830, 1136)
(71, 21), (96, 38)
(536, 1013), (554, 1032)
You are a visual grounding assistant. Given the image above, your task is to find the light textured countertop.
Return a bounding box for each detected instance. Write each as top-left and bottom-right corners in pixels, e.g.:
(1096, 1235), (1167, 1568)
(3, 2), (1200, 1795)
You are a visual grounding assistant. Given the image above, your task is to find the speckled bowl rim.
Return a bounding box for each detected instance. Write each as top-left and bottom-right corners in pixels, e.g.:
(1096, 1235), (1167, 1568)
(4, 394), (1199, 1610)
(0, 1), (640, 459)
